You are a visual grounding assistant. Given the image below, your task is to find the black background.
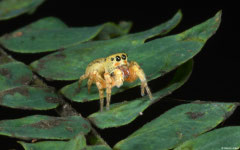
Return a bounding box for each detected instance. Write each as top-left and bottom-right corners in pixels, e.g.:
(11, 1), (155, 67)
(0, 2), (239, 149)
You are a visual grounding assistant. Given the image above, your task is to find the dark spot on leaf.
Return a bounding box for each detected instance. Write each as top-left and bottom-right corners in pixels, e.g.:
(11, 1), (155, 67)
(74, 87), (81, 94)
(31, 36), (35, 40)
(65, 126), (74, 132)
(45, 96), (61, 104)
(16, 76), (32, 85)
(2, 86), (29, 97)
(185, 112), (205, 119)
(57, 47), (65, 51)
(31, 118), (67, 129)
(54, 53), (66, 59)
(36, 59), (47, 71)
(0, 68), (11, 78)
(82, 99), (88, 102)
(0, 87), (29, 103)
(82, 123), (89, 130)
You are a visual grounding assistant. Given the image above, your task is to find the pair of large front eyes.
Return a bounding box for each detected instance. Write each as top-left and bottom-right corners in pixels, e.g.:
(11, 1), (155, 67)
(111, 55), (126, 62)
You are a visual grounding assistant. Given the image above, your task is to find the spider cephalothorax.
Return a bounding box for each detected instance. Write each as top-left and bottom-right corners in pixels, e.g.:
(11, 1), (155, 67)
(78, 53), (152, 111)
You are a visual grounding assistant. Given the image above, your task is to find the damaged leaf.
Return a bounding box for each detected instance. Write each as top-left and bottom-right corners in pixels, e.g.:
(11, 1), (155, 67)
(30, 10), (182, 80)
(113, 102), (238, 150)
(19, 134), (87, 150)
(60, 11), (221, 103)
(88, 60), (193, 129)
(0, 62), (59, 110)
(0, 86), (60, 110)
(18, 133), (112, 150)
(0, 62), (33, 91)
(0, 115), (91, 140)
(0, 0), (45, 21)
(0, 49), (14, 65)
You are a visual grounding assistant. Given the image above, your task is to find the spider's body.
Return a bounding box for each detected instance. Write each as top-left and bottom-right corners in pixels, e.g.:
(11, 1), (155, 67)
(79, 53), (152, 111)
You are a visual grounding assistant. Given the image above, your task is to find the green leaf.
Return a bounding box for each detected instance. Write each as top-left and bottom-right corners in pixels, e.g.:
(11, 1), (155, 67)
(0, 85), (60, 110)
(0, 25), (104, 53)
(174, 126), (240, 150)
(88, 60), (193, 129)
(0, 0), (45, 21)
(18, 133), (112, 150)
(0, 115), (91, 140)
(0, 61), (60, 110)
(30, 10), (182, 80)
(113, 102), (238, 150)
(19, 134), (87, 150)
(0, 62), (33, 91)
(0, 49), (14, 65)
(16, 17), (68, 31)
(87, 145), (112, 150)
(95, 21), (132, 40)
(60, 11), (221, 103)
(0, 17), (132, 53)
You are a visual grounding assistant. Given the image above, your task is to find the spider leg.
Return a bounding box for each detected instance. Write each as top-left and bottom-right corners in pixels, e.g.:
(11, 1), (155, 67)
(92, 71), (106, 111)
(126, 61), (153, 100)
(78, 74), (89, 88)
(95, 81), (104, 112)
(104, 73), (113, 110)
(87, 77), (93, 93)
(112, 68), (124, 88)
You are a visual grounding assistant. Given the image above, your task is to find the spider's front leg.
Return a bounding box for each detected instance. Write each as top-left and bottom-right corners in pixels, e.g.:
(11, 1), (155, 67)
(125, 61), (153, 100)
(104, 69), (124, 110)
(104, 73), (112, 110)
(91, 71), (106, 112)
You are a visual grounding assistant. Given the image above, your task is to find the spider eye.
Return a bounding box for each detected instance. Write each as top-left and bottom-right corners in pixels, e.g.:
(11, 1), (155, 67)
(122, 54), (126, 60)
(116, 56), (121, 61)
(111, 58), (114, 61)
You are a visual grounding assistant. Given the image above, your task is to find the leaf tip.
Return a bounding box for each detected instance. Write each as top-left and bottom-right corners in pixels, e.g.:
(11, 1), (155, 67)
(177, 9), (183, 16)
(215, 10), (222, 22)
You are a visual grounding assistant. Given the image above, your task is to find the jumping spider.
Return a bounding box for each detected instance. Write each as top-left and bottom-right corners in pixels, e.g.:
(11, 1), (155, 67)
(78, 53), (153, 111)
